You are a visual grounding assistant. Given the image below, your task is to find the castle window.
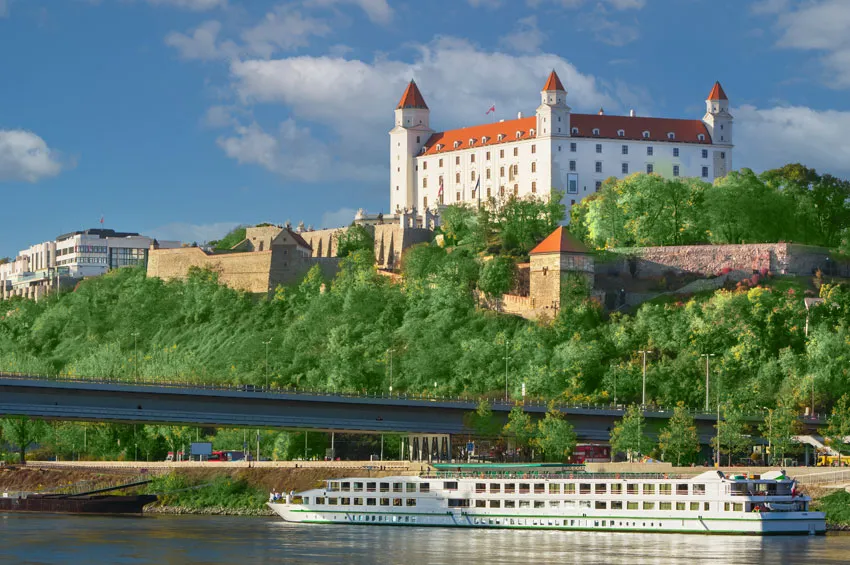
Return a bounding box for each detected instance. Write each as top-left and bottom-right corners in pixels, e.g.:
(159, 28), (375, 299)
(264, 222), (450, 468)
(471, 154), (476, 163)
(617, 129), (625, 137)
(516, 131), (521, 139)
(673, 165), (680, 177)
(456, 191), (461, 202)
(486, 151), (491, 160)
(456, 172), (460, 183)
(595, 161), (602, 173)
(646, 163), (654, 174)
(416, 136), (420, 143)
(667, 132), (675, 140)
(439, 158), (443, 167)
(530, 129), (536, 136)
(487, 187), (492, 198)
(622, 163), (629, 174)
(471, 170), (476, 181)
(673, 148), (680, 157)
(454, 141), (461, 148)
(702, 149), (708, 159)
(423, 178), (427, 188)
(500, 166), (505, 177)
(531, 181), (537, 193)
(423, 196), (428, 209)
(571, 127), (579, 134)
(513, 164), (518, 175)
(469, 138), (475, 146)
(482, 137), (490, 144)
(420, 147), (426, 155)
(423, 161), (427, 170)
(436, 144), (443, 151)
(647, 146), (653, 156)
(595, 181), (602, 191)
(531, 144), (536, 154)
(513, 184), (519, 196)
(702, 166), (709, 178)
(592, 128), (600, 136)
(497, 134), (505, 141)
(698, 134), (706, 141)
(513, 147), (518, 157)
(439, 175), (443, 187)
(500, 149), (504, 158)
(642, 131), (650, 138)
(531, 162), (536, 173)
(486, 169), (491, 180)
(720, 152), (726, 159)
(500, 186), (505, 198)
(622, 145), (628, 155)
(569, 160), (576, 172)
(456, 156), (460, 165)
(570, 142), (576, 152)
(596, 144), (602, 154)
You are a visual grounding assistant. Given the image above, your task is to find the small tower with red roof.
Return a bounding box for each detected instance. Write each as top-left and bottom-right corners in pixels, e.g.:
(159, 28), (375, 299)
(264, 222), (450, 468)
(536, 70), (571, 139)
(529, 226), (594, 312)
(702, 81), (733, 177)
(390, 80), (434, 215)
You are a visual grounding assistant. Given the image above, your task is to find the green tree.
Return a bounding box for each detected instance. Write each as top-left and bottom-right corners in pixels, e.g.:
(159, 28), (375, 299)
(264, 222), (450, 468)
(825, 394), (850, 465)
(503, 405), (536, 460)
(760, 403), (799, 465)
(710, 403), (751, 466)
(478, 256), (516, 298)
(209, 226), (247, 250)
(153, 425), (195, 459)
(534, 406), (577, 462)
(2, 416), (48, 464)
(495, 192), (565, 255)
(658, 402), (700, 466)
(440, 204), (477, 247)
(336, 224), (374, 259)
(609, 405), (653, 461)
(464, 399), (501, 437)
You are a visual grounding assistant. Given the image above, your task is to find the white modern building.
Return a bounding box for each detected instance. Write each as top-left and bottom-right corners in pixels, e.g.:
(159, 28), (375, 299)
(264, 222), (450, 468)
(389, 72), (733, 219)
(0, 228), (180, 301)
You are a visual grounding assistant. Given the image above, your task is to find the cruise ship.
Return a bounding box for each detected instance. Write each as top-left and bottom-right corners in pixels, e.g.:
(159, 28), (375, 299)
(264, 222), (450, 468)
(268, 465), (825, 535)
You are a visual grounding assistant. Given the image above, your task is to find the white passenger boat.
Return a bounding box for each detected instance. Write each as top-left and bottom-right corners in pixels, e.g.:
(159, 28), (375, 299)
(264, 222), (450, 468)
(268, 464), (825, 535)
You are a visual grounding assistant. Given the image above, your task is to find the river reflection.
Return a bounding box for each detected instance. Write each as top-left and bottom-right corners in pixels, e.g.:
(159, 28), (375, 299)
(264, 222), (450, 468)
(0, 514), (847, 565)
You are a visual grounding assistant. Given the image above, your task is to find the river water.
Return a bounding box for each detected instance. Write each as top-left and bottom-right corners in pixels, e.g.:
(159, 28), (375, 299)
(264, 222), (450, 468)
(1, 514), (848, 565)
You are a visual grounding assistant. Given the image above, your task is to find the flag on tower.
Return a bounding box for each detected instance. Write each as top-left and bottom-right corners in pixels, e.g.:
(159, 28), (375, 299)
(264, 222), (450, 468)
(99, 215), (104, 226)
(485, 104), (496, 115)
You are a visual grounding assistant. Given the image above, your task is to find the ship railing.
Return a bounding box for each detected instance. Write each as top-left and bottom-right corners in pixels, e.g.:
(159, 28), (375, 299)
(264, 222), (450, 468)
(421, 471), (689, 480)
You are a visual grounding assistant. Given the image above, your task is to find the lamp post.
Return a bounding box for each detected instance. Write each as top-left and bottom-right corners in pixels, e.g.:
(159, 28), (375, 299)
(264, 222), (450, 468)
(761, 407), (773, 466)
(701, 353), (716, 411)
(262, 339), (272, 389)
(638, 350), (651, 408)
(131, 332), (140, 383)
(387, 347), (394, 393)
(504, 338), (511, 402)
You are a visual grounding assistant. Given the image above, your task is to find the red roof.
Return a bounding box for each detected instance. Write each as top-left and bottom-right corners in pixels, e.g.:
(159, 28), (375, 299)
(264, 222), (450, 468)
(530, 227), (589, 255)
(543, 70), (565, 92)
(707, 81), (728, 101)
(397, 80), (429, 110)
(422, 116), (537, 156)
(286, 228), (312, 251)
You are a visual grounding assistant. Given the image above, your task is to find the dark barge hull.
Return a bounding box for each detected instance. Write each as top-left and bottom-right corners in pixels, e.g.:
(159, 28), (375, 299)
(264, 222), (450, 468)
(0, 494), (157, 515)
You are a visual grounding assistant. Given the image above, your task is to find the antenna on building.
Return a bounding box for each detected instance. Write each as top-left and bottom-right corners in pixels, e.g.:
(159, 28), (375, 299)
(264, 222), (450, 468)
(629, 109), (636, 117)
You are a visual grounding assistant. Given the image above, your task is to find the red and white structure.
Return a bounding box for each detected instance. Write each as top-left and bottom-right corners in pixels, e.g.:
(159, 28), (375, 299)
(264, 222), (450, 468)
(389, 72), (733, 219)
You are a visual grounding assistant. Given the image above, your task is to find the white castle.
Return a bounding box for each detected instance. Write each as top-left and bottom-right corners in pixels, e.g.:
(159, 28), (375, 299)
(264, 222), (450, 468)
(389, 71), (733, 219)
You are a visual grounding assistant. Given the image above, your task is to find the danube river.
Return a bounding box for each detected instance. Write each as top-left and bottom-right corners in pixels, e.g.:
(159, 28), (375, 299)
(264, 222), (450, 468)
(1, 514), (848, 564)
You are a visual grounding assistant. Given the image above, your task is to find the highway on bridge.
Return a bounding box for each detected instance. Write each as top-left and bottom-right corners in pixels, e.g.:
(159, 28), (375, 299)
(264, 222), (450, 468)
(0, 374), (823, 443)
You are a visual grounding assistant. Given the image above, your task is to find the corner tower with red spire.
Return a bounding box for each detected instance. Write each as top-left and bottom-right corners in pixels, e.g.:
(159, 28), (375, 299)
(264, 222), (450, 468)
(390, 80), (434, 215)
(702, 81), (733, 177)
(536, 70), (571, 139)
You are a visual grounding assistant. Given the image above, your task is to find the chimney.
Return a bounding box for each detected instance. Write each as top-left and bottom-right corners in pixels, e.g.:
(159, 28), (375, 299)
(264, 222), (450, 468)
(598, 107), (605, 115)
(517, 111), (523, 119)
(629, 109), (636, 117)
(499, 119), (505, 123)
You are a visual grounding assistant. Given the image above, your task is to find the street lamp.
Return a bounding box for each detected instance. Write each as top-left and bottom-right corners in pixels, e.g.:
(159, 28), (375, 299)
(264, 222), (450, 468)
(638, 349), (652, 408)
(262, 339), (272, 389)
(761, 407), (773, 466)
(387, 347), (394, 393)
(701, 353), (716, 412)
(504, 338), (511, 402)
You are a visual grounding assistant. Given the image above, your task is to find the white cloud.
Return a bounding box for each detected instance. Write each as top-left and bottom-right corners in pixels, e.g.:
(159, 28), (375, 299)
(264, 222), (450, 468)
(467, 0), (503, 7)
(580, 4), (641, 46)
(240, 6), (332, 58)
(202, 105), (243, 128)
(768, 0), (850, 88)
(735, 104), (850, 178)
(165, 20), (233, 61)
(304, 0), (392, 24)
(751, 0), (790, 14)
(501, 15), (547, 53)
(0, 129), (64, 183)
(0, 0), (9, 18)
(145, 221), (242, 244)
(527, 0), (644, 9)
(320, 207), (357, 228)
(146, 0), (225, 10)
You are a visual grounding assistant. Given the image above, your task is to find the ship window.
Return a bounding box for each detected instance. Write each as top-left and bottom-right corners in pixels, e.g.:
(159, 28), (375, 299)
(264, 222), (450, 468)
(420, 483), (430, 493)
(380, 483), (390, 493)
(733, 503), (743, 512)
(595, 484), (607, 495)
(406, 483), (416, 493)
(380, 498), (390, 506)
(328, 498), (338, 505)
(366, 498), (376, 506)
(676, 502), (686, 511)
(579, 501), (591, 509)
(341, 498), (350, 505)
(353, 498), (363, 505)
(534, 501), (545, 508)
(367, 482), (376, 492)
(448, 499), (470, 508)
(643, 484), (655, 495)
(504, 500), (516, 508)
(353, 482), (363, 492)
(704, 502), (710, 511)
(476, 500), (486, 508)
(659, 484), (672, 495)
(490, 483), (501, 493)
(505, 484), (516, 494)
(476, 483), (487, 493)
(564, 484), (575, 494)
(406, 498), (417, 506)
(549, 484), (561, 494)
(580, 483), (591, 495)
(490, 500), (501, 508)
(627, 501), (639, 510)
(563, 501), (575, 508)
(611, 501), (623, 510)
(724, 502), (731, 512)
(595, 501), (607, 510)
(393, 498), (402, 507)
(643, 502), (655, 510)
(627, 484), (638, 495)
(519, 501), (530, 508)
(315, 497), (325, 505)
(690, 502), (699, 511)
(694, 484), (706, 495)
(302, 497), (309, 504)
(445, 481), (459, 491)
(611, 484), (623, 495)
(393, 483), (403, 493)
(659, 502), (672, 511)
(534, 483), (546, 494)
(676, 484), (689, 495)
(549, 501), (560, 508)
(341, 482), (350, 490)
(519, 483), (530, 494)
(330, 482), (340, 491)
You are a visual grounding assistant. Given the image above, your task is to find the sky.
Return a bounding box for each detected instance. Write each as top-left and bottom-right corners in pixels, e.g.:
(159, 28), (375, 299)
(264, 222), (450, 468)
(1, 0), (850, 257)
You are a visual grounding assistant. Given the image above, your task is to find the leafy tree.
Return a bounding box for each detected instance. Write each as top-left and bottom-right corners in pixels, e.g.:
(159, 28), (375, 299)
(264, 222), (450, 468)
(494, 192), (565, 255)
(2, 416), (48, 464)
(534, 406), (577, 462)
(440, 204), (477, 247)
(760, 403), (799, 465)
(152, 425), (195, 459)
(710, 403), (751, 466)
(825, 394), (850, 465)
(609, 405), (653, 461)
(478, 256), (516, 298)
(210, 226), (247, 250)
(658, 402), (700, 466)
(503, 405), (536, 460)
(464, 399), (502, 437)
(336, 224), (374, 259)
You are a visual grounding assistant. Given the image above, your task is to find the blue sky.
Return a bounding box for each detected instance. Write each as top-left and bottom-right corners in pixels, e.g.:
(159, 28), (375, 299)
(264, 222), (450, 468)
(1, 0), (849, 257)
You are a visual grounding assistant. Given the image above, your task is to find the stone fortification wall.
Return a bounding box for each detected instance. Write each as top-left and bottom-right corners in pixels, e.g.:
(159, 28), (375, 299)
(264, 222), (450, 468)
(300, 224), (433, 270)
(147, 247), (273, 294)
(601, 243), (846, 279)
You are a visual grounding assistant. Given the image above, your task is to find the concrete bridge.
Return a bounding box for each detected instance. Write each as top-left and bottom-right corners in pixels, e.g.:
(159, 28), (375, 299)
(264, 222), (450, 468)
(0, 374), (825, 444)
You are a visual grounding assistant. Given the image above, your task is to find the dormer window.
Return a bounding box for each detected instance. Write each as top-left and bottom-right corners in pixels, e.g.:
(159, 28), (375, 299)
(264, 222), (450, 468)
(642, 131), (650, 139)
(592, 128), (600, 136)
(667, 132), (675, 140)
(469, 138), (476, 146)
(453, 140), (461, 148)
(516, 131), (522, 139)
(530, 128), (536, 136)
(420, 147), (427, 154)
(617, 129), (625, 137)
(436, 143), (443, 151)
(482, 136), (489, 143)
(697, 133), (706, 141)
(571, 127), (579, 134)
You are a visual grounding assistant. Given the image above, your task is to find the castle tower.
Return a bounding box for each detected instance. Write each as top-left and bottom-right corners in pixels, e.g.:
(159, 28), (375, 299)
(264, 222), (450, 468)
(535, 70), (571, 139)
(529, 227), (593, 312)
(389, 80), (433, 215)
(702, 81), (733, 176)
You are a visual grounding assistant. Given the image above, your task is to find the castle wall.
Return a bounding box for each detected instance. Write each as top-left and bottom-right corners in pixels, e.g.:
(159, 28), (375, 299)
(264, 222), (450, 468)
(147, 247), (273, 294)
(301, 224), (433, 270)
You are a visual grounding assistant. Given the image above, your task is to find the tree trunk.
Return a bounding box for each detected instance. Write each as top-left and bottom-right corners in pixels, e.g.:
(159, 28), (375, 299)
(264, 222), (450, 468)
(19, 445), (26, 465)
